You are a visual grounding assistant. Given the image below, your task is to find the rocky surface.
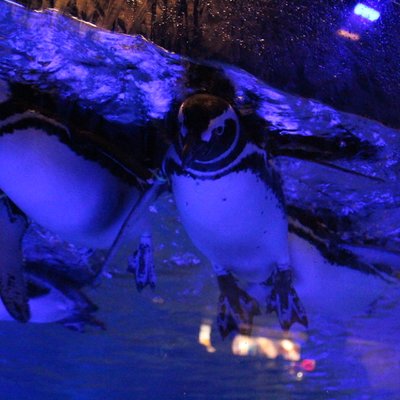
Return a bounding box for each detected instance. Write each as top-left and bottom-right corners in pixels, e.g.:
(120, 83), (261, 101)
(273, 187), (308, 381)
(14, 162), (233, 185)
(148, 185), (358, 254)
(13, 0), (400, 129)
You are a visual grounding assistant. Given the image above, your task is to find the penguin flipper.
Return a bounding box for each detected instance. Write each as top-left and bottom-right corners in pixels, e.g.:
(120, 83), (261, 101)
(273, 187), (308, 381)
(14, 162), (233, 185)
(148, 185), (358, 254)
(127, 233), (156, 291)
(266, 269), (308, 330)
(0, 196), (30, 322)
(217, 273), (261, 339)
(0, 263), (30, 323)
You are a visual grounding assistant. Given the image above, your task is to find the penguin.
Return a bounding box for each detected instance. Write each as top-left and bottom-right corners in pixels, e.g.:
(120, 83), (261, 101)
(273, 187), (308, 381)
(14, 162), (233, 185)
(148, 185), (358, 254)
(0, 102), (163, 322)
(164, 93), (308, 337)
(0, 258), (104, 331)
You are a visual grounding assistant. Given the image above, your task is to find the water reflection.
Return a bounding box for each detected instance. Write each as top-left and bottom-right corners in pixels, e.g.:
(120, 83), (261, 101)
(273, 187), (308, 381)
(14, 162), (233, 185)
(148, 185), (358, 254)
(199, 320), (216, 353)
(231, 334), (302, 363)
(198, 318), (319, 384)
(199, 319), (302, 361)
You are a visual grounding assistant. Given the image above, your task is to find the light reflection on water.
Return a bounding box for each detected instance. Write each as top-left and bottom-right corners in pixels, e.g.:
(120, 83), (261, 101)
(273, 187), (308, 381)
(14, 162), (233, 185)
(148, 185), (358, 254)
(0, 194), (399, 400)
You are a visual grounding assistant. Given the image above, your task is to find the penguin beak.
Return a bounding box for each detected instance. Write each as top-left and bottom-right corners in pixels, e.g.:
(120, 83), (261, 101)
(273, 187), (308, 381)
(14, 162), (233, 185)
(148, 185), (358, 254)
(180, 131), (211, 168)
(181, 132), (201, 168)
(181, 142), (196, 168)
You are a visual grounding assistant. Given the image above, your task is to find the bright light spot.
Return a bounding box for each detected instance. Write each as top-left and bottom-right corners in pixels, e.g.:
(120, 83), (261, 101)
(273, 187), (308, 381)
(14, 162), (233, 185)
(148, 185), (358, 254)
(280, 339), (294, 352)
(354, 3), (381, 21)
(198, 321), (216, 353)
(232, 334), (300, 361)
(235, 336), (252, 355)
(233, 335), (273, 357)
(296, 372), (304, 380)
(279, 339), (301, 361)
(337, 29), (361, 41)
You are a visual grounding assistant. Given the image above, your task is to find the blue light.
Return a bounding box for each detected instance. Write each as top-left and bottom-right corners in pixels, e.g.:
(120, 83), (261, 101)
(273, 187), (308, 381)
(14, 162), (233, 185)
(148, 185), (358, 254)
(354, 3), (381, 21)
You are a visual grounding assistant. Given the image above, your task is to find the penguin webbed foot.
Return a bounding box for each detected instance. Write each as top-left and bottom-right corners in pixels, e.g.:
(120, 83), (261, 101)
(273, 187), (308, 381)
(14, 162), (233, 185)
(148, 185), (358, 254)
(127, 234), (156, 292)
(217, 273), (260, 339)
(265, 269), (308, 330)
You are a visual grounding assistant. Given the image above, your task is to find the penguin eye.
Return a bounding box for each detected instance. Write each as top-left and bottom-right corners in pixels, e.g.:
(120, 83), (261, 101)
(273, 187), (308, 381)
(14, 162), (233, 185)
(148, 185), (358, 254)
(212, 126), (224, 136)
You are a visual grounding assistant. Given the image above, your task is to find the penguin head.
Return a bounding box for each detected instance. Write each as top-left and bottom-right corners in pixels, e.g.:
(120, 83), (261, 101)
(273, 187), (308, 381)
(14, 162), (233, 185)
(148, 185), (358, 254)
(177, 94), (241, 169)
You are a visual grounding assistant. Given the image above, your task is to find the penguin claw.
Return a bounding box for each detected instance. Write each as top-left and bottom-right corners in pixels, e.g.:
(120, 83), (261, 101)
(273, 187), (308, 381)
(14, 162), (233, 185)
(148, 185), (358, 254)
(217, 273), (261, 339)
(266, 269), (308, 330)
(127, 237), (156, 292)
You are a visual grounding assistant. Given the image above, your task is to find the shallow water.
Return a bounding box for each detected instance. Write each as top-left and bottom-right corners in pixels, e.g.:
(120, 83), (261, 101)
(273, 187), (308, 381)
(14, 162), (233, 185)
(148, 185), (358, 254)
(1, 194), (399, 400)
(1, 272), (399, 399)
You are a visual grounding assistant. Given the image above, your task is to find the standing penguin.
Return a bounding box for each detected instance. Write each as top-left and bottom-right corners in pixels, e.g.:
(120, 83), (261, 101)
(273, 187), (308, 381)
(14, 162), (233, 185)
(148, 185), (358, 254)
(164, 93), (308, 337)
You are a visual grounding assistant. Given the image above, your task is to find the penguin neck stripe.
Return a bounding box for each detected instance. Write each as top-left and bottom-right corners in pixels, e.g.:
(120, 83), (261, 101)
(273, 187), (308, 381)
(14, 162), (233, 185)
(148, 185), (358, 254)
(165, 148), (286, 209)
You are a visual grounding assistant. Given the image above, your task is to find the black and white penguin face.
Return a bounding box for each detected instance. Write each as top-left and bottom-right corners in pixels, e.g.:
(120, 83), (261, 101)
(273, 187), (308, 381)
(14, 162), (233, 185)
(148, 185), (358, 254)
(177, 94), (241, 169)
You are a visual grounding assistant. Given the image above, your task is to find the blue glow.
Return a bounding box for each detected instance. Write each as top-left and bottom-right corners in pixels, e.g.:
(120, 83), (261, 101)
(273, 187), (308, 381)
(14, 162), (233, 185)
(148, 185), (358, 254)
(354, 3), (381, 21)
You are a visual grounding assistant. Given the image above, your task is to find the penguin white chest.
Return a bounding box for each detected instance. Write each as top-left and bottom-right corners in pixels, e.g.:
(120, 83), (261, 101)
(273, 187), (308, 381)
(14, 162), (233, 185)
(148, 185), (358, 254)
(171, 171), (289, 281)
(0, 128), (139, 248)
